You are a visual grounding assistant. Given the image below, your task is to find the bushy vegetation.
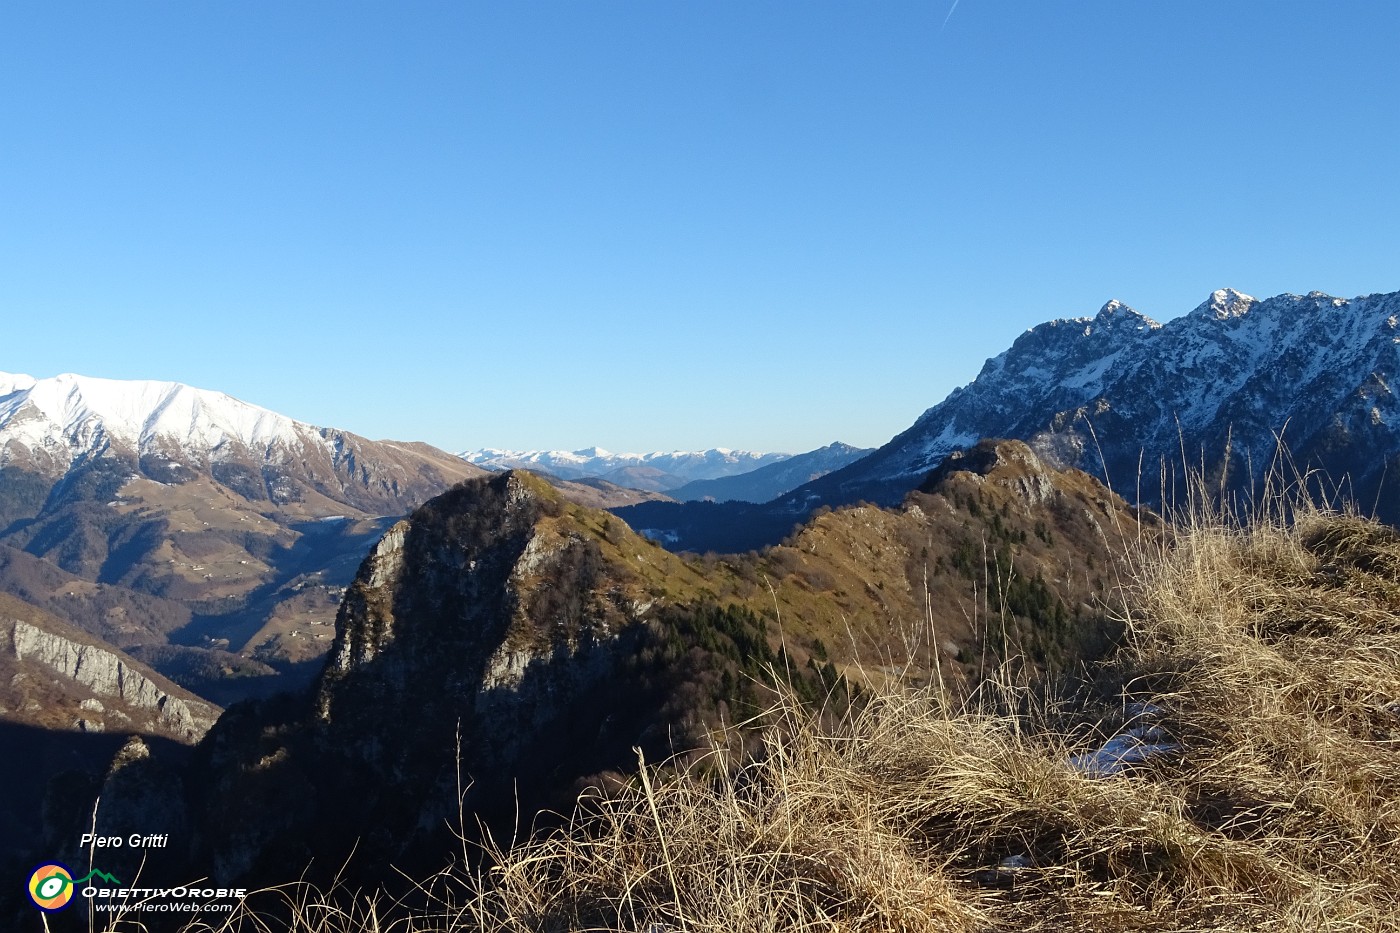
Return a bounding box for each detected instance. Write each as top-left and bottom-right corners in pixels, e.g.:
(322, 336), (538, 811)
(99, 497), (1400, 933)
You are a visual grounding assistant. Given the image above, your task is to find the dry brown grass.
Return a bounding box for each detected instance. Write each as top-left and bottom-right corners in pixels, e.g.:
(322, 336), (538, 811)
(133, 497), (1400, 933)
(1104, 499), (1400, 931)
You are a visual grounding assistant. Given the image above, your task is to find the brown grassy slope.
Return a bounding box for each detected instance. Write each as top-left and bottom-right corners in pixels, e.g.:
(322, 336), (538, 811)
(402, 503), (1395, 933)
(588, 439), (1156, 692)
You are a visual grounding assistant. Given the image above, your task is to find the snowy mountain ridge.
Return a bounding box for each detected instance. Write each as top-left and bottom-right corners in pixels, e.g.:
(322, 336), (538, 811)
(669, 442), (873, 503)
(0, 369), (485, 529)
(786, 288), (1400, 521)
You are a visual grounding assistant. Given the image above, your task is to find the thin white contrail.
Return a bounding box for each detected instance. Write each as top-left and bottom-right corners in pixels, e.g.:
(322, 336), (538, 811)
(940, 0), (961, 32)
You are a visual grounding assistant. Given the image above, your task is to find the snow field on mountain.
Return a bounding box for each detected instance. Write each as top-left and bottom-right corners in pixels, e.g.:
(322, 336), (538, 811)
(0, 371), (317, 465)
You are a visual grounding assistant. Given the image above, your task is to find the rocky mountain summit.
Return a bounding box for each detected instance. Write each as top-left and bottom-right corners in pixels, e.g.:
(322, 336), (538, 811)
(173, 470), (718, 880)
(613, 289), (1400, 553)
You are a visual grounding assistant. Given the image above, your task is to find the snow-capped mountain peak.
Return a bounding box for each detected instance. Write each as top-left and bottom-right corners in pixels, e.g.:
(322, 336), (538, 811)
(0, 372), (38, 396)
(1193, 288), (1257, 320)
(0, 369), (483, 517)
(0, 371), (310, 464)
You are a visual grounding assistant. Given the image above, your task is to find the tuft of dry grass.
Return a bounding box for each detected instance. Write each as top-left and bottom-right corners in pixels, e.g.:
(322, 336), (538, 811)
(147, 498), (1400, 933)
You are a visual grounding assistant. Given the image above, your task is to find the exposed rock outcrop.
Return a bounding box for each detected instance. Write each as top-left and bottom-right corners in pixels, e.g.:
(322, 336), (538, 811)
(189, 471), (689, 881)
(11, 620), (218, 740)
(0, 592), (220, 742)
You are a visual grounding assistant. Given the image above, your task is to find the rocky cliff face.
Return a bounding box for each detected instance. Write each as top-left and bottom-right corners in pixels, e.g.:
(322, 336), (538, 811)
(0, 595), (218, 922)
(312, 470), (657, 787)
(10, 620), (217, 739)
(0, 592), (219, 742)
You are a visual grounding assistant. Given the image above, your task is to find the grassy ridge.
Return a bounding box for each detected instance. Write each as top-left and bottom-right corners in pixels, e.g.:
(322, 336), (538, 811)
(117, 498), (1400, 933)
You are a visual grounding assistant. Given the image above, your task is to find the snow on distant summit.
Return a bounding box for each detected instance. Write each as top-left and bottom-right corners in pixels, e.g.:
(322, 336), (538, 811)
(462, 447), (790, 486)
(1193, 287), (1257, 320)
(0, 372), (37, 396)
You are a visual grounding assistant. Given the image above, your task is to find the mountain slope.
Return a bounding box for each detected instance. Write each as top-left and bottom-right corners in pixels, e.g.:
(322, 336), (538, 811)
(615, 289), (1399, 555)
(0, 371), (489, 702)
(77, 447), (1150, 886)
(0, 371), (486, 519)
(0, 590), (219, 742)
(0, 590), (217, 911)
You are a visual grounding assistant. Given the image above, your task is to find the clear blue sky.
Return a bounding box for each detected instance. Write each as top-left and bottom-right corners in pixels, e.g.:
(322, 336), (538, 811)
(3, 2), (1398, 454)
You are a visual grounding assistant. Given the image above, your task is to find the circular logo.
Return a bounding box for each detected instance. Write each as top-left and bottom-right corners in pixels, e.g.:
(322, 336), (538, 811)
(27, 863), (75, 912)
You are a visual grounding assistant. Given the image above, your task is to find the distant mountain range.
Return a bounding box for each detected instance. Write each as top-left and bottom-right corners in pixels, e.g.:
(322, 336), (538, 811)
(463, 443), (870, 502)
(669, 442), (872, 503)
(620, 289), (1400, 551)
(461, 446), (791, 491)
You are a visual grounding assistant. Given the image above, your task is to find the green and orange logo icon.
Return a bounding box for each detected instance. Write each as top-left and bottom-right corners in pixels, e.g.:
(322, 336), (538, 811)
(27, 863), (75, 912)
(26, 863), (121, 912)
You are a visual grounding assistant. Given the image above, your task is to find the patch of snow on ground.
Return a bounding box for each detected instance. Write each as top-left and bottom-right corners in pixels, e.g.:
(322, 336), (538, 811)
(1070, 703), (1178, 778)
